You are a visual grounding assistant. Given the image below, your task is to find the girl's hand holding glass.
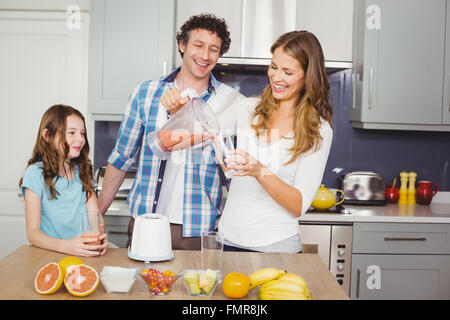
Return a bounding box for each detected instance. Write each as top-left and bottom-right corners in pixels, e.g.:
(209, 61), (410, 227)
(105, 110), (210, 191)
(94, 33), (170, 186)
(79, 211), (108, 256)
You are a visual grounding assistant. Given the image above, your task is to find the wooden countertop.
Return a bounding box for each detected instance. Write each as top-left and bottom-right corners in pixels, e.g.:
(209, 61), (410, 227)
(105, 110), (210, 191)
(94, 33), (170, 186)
(0, 245), (349, 300)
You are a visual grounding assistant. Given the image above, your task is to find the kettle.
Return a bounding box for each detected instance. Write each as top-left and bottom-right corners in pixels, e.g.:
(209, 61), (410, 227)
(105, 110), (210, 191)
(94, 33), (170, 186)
(127, 214), (173, 263)
(311, 185), (345, 210)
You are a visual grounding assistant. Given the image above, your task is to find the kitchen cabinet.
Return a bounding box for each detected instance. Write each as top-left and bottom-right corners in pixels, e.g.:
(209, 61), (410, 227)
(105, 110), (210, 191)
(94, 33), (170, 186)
(351, 222), (450, 299)
(0, 10), (89, 259)
(444, 1), (450, 125)
(351, 254), (450, 299)
(88, 0), (175, 118)
(295, 0), (353, 63)
(175, 0), (353, 66)
(351, 0), (450, 131)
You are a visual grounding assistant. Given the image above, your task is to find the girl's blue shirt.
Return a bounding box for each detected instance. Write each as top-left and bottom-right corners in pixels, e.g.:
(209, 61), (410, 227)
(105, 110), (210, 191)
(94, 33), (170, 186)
(21, 162), (87, 239)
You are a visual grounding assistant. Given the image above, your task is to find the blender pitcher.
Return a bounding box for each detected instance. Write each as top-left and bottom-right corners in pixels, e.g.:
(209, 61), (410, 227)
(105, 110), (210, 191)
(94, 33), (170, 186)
(148, 97), (220, 158)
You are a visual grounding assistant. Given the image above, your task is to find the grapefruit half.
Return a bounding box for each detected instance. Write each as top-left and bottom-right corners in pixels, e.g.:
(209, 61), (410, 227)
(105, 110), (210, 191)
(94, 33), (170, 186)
(64, 264), (99, 297)
(34, 262), (63, 295)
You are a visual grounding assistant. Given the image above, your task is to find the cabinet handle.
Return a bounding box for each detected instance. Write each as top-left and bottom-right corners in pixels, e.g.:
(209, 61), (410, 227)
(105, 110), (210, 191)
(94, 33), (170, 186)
(162, 61), (167, 76)
(107, 231), (128, 235)
(368, 68), (374, 109)
(384, 236), (426, 241)
(356, 269), (360, 299)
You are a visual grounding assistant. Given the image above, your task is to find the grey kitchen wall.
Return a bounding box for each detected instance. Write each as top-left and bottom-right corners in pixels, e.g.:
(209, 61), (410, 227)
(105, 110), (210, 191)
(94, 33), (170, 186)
(94, 69), (450, 191)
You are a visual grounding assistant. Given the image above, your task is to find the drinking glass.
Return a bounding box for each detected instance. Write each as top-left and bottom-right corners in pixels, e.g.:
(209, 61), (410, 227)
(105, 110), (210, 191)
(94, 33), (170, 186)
(201, 231), (224, 271)
(212, 133), (239, 179)
(81, 211), (102, 247)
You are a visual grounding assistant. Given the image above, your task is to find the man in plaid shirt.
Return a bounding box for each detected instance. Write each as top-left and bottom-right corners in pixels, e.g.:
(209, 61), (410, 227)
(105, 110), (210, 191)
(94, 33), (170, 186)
(98, 14), (244, 250)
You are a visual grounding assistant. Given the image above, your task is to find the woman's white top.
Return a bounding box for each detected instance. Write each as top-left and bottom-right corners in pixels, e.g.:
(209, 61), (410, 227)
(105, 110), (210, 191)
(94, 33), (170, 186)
(217, 97), (333, 248)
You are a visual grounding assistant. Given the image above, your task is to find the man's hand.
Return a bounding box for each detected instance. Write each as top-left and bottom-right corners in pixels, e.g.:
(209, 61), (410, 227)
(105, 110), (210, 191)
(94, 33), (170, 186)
(161, 88), (190, 114)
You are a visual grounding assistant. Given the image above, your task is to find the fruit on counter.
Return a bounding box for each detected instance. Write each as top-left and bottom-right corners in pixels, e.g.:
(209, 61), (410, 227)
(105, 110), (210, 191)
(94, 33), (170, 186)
(141, 268), (178, 294)
(248, 267), (286, 290)
(34, 262), (63, 295)
(258, 290), (311, 300)
(260, 279), (307, 294)
(64, 264), (99, 297)
(258, 278), (312, 300)
(58, 256), (84, 277)
(184, 272), (201, 295)
(183, 269), (218, 295)
(222, 272), (250, 299)
(277, 273), (307, 287)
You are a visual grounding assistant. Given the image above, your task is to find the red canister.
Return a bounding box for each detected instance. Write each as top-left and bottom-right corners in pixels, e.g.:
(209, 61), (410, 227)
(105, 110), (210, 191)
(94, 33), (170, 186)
(385, 187), (399, 203)
(416, 181), (439, 205)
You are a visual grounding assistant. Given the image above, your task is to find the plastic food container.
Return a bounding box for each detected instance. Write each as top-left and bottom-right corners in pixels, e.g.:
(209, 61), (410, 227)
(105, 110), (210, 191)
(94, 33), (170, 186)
(182, 269), (222, 297)
(140, 266), (180, 295)
(100, 266), (138, 294)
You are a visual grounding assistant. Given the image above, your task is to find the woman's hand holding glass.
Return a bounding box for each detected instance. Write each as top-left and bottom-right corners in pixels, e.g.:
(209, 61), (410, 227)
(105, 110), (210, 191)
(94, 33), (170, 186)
(225, 149), (271, 178)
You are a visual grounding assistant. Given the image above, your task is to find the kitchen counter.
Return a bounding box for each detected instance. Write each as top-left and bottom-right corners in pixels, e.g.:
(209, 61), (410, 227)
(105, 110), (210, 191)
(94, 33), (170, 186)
(104, 199), (130, 217)
(0, 245), (349, 300)
(300, 202), (450, 224)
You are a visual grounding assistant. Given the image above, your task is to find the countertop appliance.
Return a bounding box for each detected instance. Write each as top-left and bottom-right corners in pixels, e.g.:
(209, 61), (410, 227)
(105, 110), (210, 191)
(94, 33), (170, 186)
(95, 166), (137, 199)
(128, 213), (173, 263)
(299, 221), (353, 296)
(340, 171), (386, 205)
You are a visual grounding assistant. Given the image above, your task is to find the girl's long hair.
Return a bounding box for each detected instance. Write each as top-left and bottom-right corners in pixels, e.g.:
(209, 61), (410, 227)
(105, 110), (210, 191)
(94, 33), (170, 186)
(19, 104), (94, 200)
(251, 30), (332, 164)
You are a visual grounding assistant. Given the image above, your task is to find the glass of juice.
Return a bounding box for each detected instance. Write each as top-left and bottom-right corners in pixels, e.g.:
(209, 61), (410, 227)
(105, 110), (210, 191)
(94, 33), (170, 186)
(81, 211), (102, 251)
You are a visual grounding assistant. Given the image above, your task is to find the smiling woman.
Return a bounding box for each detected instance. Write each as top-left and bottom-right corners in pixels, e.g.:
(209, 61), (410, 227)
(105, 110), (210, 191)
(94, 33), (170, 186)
(213, 30), (334, 254)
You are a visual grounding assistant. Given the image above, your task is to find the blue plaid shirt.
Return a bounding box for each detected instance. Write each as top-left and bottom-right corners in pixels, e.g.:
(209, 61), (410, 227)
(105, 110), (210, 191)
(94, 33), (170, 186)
(108, 68), (243, 237)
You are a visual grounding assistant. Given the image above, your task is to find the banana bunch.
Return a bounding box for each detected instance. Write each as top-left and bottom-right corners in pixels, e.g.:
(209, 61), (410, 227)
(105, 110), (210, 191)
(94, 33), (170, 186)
(248, 268), (287, 290)
(249, 268), (312, 300)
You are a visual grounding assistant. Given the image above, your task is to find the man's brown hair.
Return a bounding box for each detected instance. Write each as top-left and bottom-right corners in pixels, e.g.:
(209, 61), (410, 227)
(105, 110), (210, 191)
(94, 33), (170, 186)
(176, 13), (231, 57)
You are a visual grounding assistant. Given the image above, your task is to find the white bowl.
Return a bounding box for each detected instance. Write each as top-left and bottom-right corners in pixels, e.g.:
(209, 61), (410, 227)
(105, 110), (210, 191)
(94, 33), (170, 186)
(100, 266), (138, 294)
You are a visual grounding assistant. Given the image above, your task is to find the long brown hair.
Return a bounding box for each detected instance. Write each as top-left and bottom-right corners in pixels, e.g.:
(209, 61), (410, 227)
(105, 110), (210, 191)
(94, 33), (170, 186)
(251, 30), (332, 164)
(19, 105), (94, 200)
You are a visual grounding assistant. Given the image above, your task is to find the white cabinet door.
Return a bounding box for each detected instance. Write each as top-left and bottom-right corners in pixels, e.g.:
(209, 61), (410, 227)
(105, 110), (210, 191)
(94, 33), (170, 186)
(351, 0), (449, 131)
(296, 0), (353, 62)
(88, 0), (175, 116)
(351, 254), (450, 299)
(0, 11), (89, 259)
(444, 1), (450, 125)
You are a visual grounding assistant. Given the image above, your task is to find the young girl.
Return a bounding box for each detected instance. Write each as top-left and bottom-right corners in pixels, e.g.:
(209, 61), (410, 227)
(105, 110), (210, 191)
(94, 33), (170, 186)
(19, 105), (108, 257)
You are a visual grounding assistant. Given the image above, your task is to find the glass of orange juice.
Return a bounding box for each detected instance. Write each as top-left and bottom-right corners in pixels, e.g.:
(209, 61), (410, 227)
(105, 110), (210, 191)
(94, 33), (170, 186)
(81, 211), (102, 249)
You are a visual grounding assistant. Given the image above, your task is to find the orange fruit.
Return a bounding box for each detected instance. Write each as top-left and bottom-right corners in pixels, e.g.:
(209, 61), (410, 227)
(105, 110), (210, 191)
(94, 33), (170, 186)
(222, 272), (250, 299)
(34, 262), (63, 295)
(58, 256), (84, 277)
(64, 264), (99, 297)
